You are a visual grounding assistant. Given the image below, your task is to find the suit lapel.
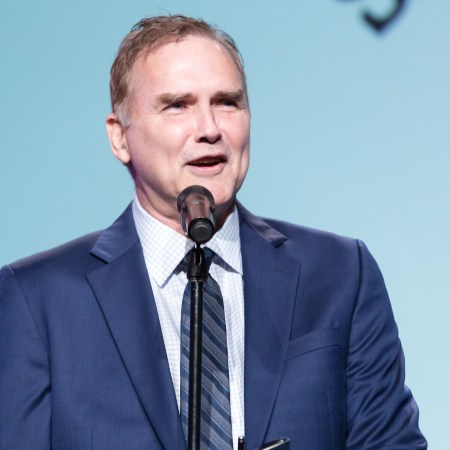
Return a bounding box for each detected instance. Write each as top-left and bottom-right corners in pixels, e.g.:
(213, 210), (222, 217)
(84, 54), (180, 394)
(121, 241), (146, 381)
(87, 206), (184, 450)
(238, 205), (301, 448)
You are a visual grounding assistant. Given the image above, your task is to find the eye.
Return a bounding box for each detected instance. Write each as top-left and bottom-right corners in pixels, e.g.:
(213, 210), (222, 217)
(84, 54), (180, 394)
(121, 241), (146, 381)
(218, 98), (238, 108)
(167, 101), (185, 110)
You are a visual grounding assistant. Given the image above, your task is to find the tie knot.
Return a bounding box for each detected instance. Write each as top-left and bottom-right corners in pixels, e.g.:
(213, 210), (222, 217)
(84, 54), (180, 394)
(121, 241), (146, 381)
(181, 247), (216, 273)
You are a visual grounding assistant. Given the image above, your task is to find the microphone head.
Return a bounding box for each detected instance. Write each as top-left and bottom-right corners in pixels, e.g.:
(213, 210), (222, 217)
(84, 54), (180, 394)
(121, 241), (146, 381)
(177, 186), (216, 244)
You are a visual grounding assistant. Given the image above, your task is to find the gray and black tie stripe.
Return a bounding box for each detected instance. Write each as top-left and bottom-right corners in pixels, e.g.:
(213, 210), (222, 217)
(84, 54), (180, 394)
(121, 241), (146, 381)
(180, 248), (233, 450)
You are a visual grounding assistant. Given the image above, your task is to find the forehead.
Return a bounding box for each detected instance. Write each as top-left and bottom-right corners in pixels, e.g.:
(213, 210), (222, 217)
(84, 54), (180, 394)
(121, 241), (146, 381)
(129, 36), (243, 92)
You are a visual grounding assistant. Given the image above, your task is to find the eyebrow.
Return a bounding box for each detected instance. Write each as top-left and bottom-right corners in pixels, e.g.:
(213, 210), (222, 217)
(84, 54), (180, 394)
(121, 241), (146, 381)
(212, 89), (246, 103)
(156, 89), (246, 106)
(156, 92), (194, 105)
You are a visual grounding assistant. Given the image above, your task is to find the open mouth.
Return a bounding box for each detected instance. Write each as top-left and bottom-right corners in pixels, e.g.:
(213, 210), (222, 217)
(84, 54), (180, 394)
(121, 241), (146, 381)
(188, 156), (226, 167)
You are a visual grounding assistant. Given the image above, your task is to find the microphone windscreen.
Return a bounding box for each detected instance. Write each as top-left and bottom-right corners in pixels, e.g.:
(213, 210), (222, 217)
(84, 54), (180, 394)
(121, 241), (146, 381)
(177, 186), (215, 244)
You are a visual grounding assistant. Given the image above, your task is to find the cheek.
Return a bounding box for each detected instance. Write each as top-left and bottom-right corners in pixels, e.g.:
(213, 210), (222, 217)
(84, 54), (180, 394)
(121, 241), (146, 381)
(233, 127), (250, 168)
(228, 114), (250, 149)
(127, 124), (182, 164)
(155, 120), (193, 158)
(237, 150), (250, 188)
(241, 147), (250, 172)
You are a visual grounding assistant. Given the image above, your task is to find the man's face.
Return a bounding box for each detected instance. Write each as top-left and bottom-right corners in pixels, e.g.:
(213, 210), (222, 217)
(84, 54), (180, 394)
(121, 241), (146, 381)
(108, 35), (250, 230)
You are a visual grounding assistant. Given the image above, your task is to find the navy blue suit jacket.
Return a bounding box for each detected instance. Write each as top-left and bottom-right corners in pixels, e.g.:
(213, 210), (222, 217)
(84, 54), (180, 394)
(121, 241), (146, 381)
(0, 204), (426, 449)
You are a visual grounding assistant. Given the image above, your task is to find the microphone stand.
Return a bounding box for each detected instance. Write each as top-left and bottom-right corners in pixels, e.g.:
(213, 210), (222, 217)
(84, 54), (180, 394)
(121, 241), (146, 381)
(187, 245), (207, 450)
(178, 186), (289, 450)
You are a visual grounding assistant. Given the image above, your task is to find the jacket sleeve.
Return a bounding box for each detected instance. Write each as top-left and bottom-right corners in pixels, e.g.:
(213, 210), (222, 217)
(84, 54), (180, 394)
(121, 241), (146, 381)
(345, 241), (427, 449)
(0, 266), (51, 449)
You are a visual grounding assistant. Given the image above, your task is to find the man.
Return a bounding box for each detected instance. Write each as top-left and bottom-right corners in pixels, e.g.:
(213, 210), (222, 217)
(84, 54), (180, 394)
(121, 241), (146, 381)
(0, 15), (426, 450)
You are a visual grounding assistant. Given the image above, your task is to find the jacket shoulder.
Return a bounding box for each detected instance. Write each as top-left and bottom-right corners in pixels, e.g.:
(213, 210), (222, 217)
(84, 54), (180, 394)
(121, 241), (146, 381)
(254, 213), (363, 258)
(6, 231), (102, 278)
(266, 217), (355, 243)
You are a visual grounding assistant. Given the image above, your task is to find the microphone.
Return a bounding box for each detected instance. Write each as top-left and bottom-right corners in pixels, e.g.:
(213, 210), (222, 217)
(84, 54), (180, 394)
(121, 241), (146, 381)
(177, 185), (215, 245)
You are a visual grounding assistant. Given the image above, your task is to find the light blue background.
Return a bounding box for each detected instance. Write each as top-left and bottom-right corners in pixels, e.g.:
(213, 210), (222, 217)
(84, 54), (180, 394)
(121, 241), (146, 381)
(1, 1), (449, 447)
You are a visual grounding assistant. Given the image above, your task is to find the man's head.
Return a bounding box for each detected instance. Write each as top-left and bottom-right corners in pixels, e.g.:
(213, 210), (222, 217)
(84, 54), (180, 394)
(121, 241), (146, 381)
(110, 15), (248, 127)
(106, 16), (250, 233)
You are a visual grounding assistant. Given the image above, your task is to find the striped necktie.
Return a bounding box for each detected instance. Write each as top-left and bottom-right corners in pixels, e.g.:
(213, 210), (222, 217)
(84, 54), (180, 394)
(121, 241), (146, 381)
(180, 247), (233, 450)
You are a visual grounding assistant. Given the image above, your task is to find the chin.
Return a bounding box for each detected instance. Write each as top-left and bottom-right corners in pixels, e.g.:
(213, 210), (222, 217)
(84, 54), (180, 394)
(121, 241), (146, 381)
(212, 192), (237, 217)
(204, 185), (230, 204)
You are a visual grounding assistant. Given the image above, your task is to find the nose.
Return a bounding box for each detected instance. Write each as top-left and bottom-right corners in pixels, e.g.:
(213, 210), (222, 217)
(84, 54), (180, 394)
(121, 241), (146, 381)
(194, 105), (222, 144)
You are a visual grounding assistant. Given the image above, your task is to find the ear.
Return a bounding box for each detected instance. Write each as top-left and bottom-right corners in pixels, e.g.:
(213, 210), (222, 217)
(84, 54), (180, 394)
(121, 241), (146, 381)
(106, 113), (131, 164)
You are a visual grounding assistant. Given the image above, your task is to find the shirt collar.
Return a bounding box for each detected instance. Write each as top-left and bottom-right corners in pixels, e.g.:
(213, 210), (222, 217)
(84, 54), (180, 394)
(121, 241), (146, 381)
(132, 197), (242, 287)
